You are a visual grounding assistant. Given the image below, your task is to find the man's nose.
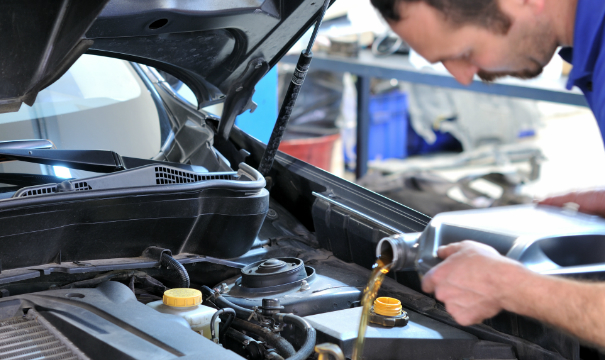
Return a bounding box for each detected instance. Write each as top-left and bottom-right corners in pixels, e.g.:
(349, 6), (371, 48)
(442, 60), (478, 85)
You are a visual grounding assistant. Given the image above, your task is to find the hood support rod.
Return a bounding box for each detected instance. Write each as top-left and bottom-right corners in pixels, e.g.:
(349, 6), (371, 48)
(258, 0), (331, 178)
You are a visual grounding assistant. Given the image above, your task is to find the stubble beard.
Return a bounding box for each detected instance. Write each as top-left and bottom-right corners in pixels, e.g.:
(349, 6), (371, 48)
(477, 60), (545, 82)
(477, 19), (557, 83)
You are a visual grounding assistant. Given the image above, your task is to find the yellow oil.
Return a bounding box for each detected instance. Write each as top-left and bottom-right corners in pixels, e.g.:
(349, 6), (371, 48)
(352, 255), (392, 360)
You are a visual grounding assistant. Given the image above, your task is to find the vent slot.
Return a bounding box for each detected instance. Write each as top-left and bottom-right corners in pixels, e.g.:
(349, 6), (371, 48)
(72, 182), (92, 191)
(16, 185), (57, 198)
(14, 165), (239, 198)
(0, 314), (84, 359)
(154, 167), (235, 185)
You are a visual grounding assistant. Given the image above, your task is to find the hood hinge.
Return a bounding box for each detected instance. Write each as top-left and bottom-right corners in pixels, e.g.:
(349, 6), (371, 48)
(217, 58), (270, 140)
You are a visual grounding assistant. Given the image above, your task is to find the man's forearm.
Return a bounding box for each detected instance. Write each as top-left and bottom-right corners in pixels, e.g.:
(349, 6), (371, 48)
(423, 240), (605, 347)
(499, 265), (605, 347)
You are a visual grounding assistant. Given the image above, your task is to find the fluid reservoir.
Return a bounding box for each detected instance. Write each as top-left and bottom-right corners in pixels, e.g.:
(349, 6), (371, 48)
(147, 288), (219, 339)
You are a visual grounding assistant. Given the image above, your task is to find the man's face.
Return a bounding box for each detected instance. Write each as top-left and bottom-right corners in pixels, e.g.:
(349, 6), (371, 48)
(389, 1), (558, 84)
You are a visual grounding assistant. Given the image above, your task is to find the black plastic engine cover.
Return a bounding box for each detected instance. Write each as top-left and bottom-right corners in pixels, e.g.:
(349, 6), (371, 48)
(0, 281), (244, 359)
(0, 163), (268, 270)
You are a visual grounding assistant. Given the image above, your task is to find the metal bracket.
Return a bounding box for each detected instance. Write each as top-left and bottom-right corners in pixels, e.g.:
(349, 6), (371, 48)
(315, 343), (345, 360)
(217, 58), (270, 140)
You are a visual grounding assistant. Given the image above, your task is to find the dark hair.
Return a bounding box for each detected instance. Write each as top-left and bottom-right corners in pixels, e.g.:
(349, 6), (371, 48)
(370, 0), (512, 34)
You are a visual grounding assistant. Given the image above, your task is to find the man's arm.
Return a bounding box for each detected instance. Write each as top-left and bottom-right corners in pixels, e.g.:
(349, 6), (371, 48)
(422, 241), (605, 348)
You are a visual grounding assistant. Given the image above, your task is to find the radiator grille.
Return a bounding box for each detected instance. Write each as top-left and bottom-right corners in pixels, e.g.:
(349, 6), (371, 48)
(0, 315), (83, 360)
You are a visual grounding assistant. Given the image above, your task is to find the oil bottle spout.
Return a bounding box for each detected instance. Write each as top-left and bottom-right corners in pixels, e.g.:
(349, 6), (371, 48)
(376, 233), (421, 271)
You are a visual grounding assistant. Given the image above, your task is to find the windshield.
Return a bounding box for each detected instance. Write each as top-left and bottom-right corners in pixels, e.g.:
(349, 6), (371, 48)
(0, 55), (164, 180)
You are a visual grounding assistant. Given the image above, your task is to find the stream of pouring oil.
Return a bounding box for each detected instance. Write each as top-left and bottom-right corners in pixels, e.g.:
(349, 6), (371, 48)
(352, 254), (393, 360)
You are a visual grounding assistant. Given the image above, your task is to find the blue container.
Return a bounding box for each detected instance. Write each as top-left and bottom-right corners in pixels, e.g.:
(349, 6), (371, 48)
(368, 91), (408, 161)
(235, 67), (278, 144)
(406, 117), (462, 156)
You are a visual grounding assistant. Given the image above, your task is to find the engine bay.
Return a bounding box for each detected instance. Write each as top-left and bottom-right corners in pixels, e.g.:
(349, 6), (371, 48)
(0, 228), (511, 360)
(0, 74), (581, 360)
(0, 117), (580, 360)
(0, 195), (578, 360)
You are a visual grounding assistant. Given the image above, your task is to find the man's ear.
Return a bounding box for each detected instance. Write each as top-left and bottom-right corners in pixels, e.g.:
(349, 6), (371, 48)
(525, 0), (546, 14)
(500, 0), (544, 17)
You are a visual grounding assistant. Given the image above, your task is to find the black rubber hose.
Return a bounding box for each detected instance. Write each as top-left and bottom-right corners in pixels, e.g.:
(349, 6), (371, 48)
(214, 294), (314, 360)
(231, 318), (296, 358)
(219, 309), (236, 344)
(160, 253), (190, 288)
(273, 313), (316, 360)
(210, 308), (236, 342)
(266, 351), (285, 360)
(214, 294), (254, 319)
(200, 285), (215, 301)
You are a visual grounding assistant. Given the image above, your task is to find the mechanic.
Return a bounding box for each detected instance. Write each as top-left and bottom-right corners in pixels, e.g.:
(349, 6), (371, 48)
(370, 0), (605, 348)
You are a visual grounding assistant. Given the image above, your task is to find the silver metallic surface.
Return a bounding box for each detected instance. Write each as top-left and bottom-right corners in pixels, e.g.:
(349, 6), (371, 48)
(299, 280), (310, 291)
(305, 307), (476, 358)
(380, 204), (605, 277)
(219, 283), (229, 294)
(315, 343), (345, 360)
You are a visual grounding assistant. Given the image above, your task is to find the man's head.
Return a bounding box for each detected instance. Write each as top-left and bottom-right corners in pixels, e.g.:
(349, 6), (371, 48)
(371, 0), (559, 84)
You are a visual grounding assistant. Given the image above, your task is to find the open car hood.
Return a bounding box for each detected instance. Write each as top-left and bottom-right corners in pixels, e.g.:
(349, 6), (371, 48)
(1, 0), (327, 138)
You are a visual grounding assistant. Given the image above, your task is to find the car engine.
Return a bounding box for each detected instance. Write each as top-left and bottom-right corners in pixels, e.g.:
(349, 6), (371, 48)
(0, 233), (514, 360)
(0, 115), (580, 360)
(0, 192), (578, 360)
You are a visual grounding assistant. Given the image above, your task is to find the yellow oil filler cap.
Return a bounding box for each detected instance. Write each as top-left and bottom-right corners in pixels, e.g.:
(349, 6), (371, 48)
(373, 297), (402, 316)
(163, 288), (202, 307)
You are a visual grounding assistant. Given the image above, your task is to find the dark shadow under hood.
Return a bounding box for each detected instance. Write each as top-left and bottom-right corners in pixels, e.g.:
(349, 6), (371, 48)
(1, 0), (330, 139)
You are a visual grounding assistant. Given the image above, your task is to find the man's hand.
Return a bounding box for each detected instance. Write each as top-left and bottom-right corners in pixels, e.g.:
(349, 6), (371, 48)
(539, 188), (605, 217)
(421, 241), (526, 326)
(419, 199), (605, 348)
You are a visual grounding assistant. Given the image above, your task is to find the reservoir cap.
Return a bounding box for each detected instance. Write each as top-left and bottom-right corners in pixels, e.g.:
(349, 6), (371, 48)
(373, 297), (402, 317)
(370, 297), (409, 327)
(163, 288), (202, 307)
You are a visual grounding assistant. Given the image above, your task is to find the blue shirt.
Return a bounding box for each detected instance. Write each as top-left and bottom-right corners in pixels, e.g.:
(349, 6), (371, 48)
(559, 0), (605, 142)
